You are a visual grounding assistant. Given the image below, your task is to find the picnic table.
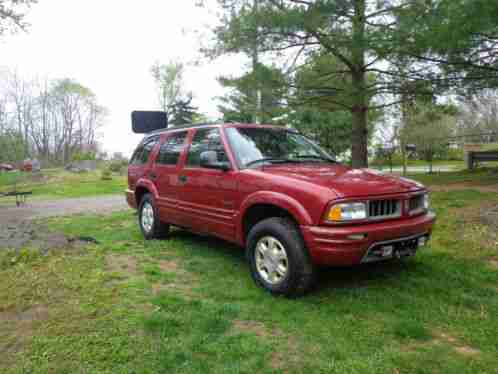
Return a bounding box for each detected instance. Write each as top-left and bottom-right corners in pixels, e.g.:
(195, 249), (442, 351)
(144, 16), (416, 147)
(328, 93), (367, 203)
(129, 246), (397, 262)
(0, 191), (33, 206)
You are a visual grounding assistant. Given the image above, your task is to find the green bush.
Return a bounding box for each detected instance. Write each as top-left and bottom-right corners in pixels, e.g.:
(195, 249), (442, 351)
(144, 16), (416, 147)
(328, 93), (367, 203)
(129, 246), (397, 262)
(72, 151), (97, 161)
(101, 168), (112, 181)
(108, 160), (128, 174)
(446, 148), (464, 161)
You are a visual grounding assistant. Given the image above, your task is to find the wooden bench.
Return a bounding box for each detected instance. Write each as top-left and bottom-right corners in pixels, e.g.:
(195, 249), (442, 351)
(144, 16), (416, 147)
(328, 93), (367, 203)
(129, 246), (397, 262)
(0, 191), (33, 207)
(467, 151), (498, 170)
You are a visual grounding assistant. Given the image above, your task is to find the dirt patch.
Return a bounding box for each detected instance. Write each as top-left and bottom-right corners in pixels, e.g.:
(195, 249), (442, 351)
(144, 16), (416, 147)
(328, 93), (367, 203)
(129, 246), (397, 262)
(0, 195), (127, 226)
(270, 335), (301, 370)
(449, 201), (498, 248)
(0, 305), (50, 360)
(433, 331), (481, 357)
(151, 281), (198, 299)
(230, 319), (281, 338)
(481, 205), (498, 230)
(0, 221), (94, 254)
(0, 305), (49, 323)
(158, 259), (179, 272)
(488, 259), (498, 269)
(105, 254), (138, 276)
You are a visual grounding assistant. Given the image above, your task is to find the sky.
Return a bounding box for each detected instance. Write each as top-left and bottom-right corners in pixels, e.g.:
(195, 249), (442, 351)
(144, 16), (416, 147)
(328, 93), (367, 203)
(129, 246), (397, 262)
(1, 0), (244, 156)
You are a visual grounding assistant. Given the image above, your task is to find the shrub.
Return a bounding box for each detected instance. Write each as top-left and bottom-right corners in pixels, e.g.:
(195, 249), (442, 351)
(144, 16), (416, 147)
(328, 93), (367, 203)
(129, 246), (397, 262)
(447, 148), (464, 161)
(108, 160), (128, 174)
(101, 168), (112, 181)
(72, 151), (97, 161)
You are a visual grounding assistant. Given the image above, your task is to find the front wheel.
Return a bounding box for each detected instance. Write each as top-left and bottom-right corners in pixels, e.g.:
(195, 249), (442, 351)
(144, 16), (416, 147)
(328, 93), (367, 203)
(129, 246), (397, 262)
(247, 217), (315, 297)
(138, 193), (169, 240)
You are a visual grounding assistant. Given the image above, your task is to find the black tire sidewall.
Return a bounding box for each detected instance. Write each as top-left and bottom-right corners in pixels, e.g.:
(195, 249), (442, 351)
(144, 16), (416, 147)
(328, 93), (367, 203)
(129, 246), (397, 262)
(247, 217), (312, 296)
(138, 193), (162, 240)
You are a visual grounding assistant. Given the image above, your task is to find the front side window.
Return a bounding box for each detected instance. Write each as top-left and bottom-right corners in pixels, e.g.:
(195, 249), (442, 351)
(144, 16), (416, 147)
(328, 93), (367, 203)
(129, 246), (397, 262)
(225, 127), (333, 168)
(156, 131), (188, 165)
(187, 128), (229, 167)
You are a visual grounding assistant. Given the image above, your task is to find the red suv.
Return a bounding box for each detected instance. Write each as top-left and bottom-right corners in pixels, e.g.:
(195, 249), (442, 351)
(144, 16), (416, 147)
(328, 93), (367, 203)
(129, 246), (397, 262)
(126, 122), (436, 296)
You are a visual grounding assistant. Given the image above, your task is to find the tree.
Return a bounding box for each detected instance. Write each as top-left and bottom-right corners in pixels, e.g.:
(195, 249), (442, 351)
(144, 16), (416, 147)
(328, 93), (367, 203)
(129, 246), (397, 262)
(0, 129), (25, 163)
(205, 0), (492, 168)
(401, 0), (498, 92)
(0, 0), (37, 36)
(169, 95), (199, 126)
(288, 109), (353, 158)
(457, 90), (498, 143)
(401, 103), (456, 173)
(218, 62), (287, 124)
(150, 61), (190, 123)
(0, 71), (107, 165)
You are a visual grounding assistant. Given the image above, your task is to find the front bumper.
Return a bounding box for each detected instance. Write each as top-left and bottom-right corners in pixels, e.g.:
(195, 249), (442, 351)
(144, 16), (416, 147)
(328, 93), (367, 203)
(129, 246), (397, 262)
(301, 211), (436, 266)
(125, 189), (137, 209)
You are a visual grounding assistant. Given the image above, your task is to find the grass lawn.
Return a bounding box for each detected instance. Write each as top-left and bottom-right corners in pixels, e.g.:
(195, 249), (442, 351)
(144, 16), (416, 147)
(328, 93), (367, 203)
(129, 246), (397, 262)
(1, 172), (497, 373)
(408, 167), (498, 187)
(0, 169), (126, 199)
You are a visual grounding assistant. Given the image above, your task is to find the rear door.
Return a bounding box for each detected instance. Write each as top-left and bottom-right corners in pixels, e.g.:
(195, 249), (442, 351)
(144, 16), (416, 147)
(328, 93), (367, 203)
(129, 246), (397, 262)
(152, 130), (189, 226)
(178, 127), (239, 242)
(128, 136), (160, 191)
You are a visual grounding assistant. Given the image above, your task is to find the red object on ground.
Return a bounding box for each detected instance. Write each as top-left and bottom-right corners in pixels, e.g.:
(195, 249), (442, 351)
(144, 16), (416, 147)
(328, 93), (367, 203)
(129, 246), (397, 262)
(0, 163), (15, 171)
(126, 122), (436, 295)
(21, 160), (33, 172)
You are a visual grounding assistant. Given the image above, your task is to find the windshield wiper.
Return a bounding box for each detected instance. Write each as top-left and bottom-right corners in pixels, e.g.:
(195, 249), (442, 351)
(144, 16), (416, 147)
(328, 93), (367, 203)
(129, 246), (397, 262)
(245, 157), (301, 167)
(294, 155), (337, 163)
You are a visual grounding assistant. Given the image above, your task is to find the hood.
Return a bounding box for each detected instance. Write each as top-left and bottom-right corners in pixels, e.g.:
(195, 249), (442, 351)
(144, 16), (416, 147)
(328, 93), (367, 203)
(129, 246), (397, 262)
(257, 163), (425, 198)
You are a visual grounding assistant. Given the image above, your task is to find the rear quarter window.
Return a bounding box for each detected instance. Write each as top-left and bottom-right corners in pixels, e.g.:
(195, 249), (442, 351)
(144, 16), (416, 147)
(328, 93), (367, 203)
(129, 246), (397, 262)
(130, 136), (159, 165)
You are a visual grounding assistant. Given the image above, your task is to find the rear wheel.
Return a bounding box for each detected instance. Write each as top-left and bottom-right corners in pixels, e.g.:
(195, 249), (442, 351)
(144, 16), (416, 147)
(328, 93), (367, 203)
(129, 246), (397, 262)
(138, 193), (169, 240)
(247, 217), (315, 297)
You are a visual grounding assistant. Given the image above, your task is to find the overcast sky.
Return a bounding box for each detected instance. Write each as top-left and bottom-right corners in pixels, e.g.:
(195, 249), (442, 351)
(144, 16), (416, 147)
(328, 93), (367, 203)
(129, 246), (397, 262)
(1, 0), (244, 156)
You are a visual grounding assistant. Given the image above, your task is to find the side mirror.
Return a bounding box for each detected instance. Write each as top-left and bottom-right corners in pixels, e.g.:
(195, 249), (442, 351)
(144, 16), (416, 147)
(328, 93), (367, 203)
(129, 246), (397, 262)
(200, 151), (231, 171)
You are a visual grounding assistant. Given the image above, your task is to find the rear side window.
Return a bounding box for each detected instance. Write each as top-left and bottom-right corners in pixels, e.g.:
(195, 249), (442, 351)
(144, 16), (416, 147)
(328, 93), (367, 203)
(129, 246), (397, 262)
(130, 136), (159, 165)
(156, 131), (188, 165)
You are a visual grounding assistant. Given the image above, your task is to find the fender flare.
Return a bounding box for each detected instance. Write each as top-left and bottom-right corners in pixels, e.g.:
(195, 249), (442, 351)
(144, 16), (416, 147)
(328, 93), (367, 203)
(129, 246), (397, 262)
(237, 191), (313, 244)
(134, 178), (159, 202)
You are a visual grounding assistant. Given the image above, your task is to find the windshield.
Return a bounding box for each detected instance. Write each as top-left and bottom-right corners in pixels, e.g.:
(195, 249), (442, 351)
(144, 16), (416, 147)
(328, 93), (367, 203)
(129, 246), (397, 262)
(225, 127), (334, 168)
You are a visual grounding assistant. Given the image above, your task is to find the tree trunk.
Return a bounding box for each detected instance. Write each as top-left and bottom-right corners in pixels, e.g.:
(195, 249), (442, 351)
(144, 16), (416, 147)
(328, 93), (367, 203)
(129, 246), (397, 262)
(350, 0), (368, 168)
(401, 141), (407, 176)
(351, 104), (368, 168)
(252, 0), (261, 124)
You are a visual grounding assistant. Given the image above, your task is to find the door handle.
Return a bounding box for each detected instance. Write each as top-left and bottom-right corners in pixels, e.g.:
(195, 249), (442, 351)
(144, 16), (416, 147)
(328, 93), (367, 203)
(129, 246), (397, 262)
(178, 175), (188, 184)
(149, 171), (157, 180)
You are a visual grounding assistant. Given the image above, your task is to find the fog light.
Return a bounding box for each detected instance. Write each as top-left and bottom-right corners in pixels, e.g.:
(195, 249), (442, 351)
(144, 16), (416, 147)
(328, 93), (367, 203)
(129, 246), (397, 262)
(381, 245), (394, 257)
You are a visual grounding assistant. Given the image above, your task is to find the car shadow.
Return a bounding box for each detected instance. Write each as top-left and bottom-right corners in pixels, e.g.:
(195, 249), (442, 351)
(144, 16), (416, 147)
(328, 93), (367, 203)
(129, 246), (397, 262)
(313, 261), (410, 294)
(166, 228), (418, 295)
(167, 229), (246, 262)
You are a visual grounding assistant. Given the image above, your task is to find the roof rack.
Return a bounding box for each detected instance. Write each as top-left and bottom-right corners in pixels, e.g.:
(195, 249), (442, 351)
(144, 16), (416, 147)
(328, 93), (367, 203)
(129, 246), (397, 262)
(145, 122), (236, 136)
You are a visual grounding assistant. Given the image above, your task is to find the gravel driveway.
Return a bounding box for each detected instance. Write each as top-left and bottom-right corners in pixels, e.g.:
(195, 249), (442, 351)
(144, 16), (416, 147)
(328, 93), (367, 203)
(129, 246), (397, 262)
(0, 195), (129, 249)
(0, 195), (128, 224)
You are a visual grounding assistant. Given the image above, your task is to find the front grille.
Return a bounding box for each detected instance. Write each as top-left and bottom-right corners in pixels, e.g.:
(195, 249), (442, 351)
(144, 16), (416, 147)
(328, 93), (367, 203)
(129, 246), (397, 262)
(368, 199), (400, 219)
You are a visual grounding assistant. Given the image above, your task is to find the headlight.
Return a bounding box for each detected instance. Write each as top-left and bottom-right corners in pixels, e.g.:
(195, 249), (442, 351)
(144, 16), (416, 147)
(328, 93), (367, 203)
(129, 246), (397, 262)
(327, 202), (367, 221)
(423, 193), (430, 210)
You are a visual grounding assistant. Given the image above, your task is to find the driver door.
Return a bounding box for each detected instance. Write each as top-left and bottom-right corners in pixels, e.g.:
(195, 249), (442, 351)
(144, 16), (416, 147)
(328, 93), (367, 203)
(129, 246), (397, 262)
(177, 127), (239, 242)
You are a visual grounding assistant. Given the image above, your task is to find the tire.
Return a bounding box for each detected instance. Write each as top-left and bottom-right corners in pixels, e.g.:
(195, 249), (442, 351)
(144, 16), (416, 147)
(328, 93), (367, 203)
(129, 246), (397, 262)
(247, 217), (315, 297)
(138, 193), (170, 240)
